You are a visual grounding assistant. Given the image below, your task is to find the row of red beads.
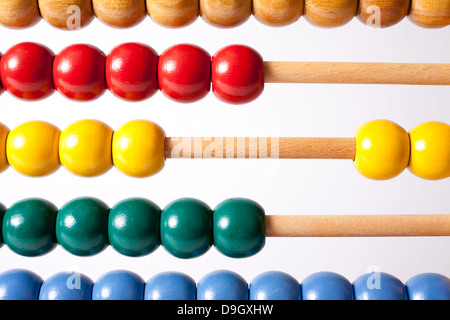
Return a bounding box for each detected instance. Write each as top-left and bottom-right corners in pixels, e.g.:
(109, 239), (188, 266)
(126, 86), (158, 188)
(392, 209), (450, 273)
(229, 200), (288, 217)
(0, 42), (264, 105)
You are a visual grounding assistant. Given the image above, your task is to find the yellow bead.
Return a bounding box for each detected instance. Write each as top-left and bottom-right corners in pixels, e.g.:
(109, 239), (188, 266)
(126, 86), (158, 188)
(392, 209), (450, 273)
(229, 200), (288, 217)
(409, 122), (450, 180)
(6, 121), (61, 177)
(0, 123), (9, 173)
(112, 120), (165, 177)
(354, 120), (410, 180)
(59, 120), (113, 177)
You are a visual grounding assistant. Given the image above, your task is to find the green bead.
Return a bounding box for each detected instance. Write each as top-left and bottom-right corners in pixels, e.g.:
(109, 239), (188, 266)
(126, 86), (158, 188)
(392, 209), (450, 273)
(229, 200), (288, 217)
(56, 197), (109, 256)
(161, 198), (213, 259)
(213, 198), (265, 258)
(109, 198), (161, 257)
(2, 198), (58, 256)
(0, 203), (5, 247)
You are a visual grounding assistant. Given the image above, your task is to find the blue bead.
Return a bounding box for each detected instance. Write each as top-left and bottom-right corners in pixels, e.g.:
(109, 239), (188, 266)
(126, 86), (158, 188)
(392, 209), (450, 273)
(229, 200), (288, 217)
(197, 270), (248, 300)
(406, 273), (450, 300)
(250, 271), (300, 300)
(0, 269), (43, 300)
(353, 272), (407, 300)
(144, 271), (196, 300)
(93, 270), (145, 300)
(39, 272), (93, 300)
(301, 271), (354, 300)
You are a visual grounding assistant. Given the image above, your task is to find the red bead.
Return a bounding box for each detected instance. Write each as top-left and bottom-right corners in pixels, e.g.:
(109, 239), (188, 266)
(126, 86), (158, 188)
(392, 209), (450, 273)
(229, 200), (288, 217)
(212, 45), (264, 104)
(158, 44), (211, 103)
(53, 44), (107, 101)
(0, 52), (3, 95)
(0, 43), (54, 100)
(106, 43), (159, 102)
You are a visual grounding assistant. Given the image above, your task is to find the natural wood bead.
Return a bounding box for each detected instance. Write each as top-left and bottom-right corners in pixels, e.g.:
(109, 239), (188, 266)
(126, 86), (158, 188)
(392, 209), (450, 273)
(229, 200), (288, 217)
(357, 0), (410, 28)
(147, 0), (199, 28)
(92, 0), (146, 28)
(253, 0), (304, 26)
(409, 0), (450, 28)
(0, 0), (41, 28)
(200, 0), (252, 28)
(304, 0), (358, 28)
(38, 0), (94, 30)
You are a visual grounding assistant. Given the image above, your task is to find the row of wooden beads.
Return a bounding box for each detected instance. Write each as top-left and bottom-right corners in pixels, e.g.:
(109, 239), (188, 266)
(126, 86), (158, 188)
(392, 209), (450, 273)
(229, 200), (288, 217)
(0, 0), (449, 30)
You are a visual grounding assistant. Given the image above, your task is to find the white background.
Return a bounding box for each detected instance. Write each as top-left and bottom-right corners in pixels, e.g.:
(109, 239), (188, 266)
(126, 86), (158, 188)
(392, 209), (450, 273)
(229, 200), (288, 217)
(0, 10), (449, 290)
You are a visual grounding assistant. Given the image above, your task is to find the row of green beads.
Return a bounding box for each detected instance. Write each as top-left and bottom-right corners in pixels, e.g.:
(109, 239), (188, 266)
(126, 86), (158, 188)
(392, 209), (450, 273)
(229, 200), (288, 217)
(0, 197), (265, 259)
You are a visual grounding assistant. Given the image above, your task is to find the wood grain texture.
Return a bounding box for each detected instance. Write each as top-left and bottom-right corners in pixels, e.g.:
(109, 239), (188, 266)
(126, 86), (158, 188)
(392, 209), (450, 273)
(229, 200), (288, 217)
(0, 0), (41, 28)
(38, 0), (94, 30)
(357, 0), (411, 28)
(409, 0), (450, 28)
(252, 0), (304, 26)
(200, 0), (252, 27)
(147, 0), (199, 27)
(92, 0), (146, 28)
(304, 0), (358, 27)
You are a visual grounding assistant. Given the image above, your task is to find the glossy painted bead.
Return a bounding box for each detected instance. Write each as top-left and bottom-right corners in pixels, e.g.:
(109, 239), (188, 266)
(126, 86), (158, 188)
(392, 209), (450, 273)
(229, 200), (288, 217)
(161, 198), (213, 258)
(200, 0), (252, 27)
(59, 120), (113, 177)
(2, 198), (58, 256)
(353, 272), (407, 300)
(109, 198), (161, 257)
(0, 123), (9, 173)
(0, 0), (41, 29)
(197, 270), (248, 300)
(406, 273), (450, 300)
(408, 121), (450, 180)
(112, 120), (166, 177)
(38, 0), (94, 30)
(53, 44), (107, 101)
(106, 43), (159, 101)
(0, 52), (3, 95)
(147, 0), (199, 28)
(354, 119), (410, 180)
(158, 44), (211, 103)
(145, 271), (196, 300)
(0, 269), (43, 300)
(409, 0), (450, 28)
(302, 272), (354, 300)
(253, 0), (304, 26)
(213, 198), (265, 258)
(304, 0), (358, 27)
(93, 270), (145, 300)
(250, 271), (301, 300)
(39, 272), (94, 300)
(212, 45), (264, 104)
(357, 0), (410, 28)
(0, 42), (54, 100)
(6, 121), (61, 177)
(93, 0), (146, 28)
(56, 197), (109, 256)
(0, 203), (6, 247)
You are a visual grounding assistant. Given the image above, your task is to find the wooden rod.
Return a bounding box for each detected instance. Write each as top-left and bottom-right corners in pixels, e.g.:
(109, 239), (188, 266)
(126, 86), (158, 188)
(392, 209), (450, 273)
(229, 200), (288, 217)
(265, 214), (450, 237)
(164, 137), (355, 159)
(264, 61), (450, 85)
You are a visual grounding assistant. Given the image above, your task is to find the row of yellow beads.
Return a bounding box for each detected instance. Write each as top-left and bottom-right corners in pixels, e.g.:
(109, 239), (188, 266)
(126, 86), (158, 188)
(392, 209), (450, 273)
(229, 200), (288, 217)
(0, 0), (448, 29)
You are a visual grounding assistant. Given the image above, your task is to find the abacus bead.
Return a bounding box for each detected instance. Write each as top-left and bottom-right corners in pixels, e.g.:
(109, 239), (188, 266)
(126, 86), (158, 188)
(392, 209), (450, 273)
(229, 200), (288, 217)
(112, 120), (166, 177)
(354, 120), (410, 180)
(197, 270), (248, 300)
(357, 0), (410, 28)
(252, 0), (304, 26)
(93, 270), (145, 300)
(145, 272), (196, 300)
(213, 198), (265, 258)
(38, 0), (94, 30)
(212, 45), (264, 104)
(200, 0), (252, 27)
(0, 270), (43, 300)
(353, 272), (407, 300)
(409, 0), (450, 28)
(53, 44), (107, 101)
(147, 0), (199, 28)
(0, 123), (9, 173)
(304, 0), (358, 27)
(108, 198), (161, 257)
(56, 197), (109, 256)
(92, 0), (146, 28)
(158, 44), (211, 103)
(6, 121), (61, 177)
(301, 272), (354, 300)
(106, 43), (159, 101)
(250, 271), (301, 300)
(0, 0), (41, 29)
(408, 121), (450, 180)
(39, 272), (94, 300)
(59, 120), (113, 177)
(406, 273), (450, 300)
(160, 198), (213, 259)
(2, 199), (58, 256)
(0, 42), (55, 100)
(0, 203), (6, 247)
